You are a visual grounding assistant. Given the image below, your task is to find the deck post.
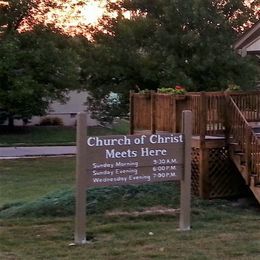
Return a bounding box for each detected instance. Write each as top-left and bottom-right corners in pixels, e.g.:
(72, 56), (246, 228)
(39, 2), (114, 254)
(245, 128), (251, 185)
(199, 92), (210, 199)
(129, 91), (135, 134)
(224, 92), (231, 148)
(171, 95), (177, 133)
(176, 96), (188, 132)
(199, 92), (207, 145)
(151, 91), (156, 134)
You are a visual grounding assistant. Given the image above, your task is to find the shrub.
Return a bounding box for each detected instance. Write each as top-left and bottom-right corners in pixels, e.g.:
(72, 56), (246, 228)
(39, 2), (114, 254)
(225, 84), (241, 92)
(39, 116), (64, 126)
(87, 92), (127, 126)
(51, 117), (64, 126)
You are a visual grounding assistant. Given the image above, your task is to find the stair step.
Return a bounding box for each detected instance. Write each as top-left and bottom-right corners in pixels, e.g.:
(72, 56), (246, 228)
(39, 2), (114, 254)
(240, 165), (250, 184)
(232, 152), (246, 164)
(230, 142), (239, 145)
(232, 151), (244, 155)
(230, 146), (243, 155)
(250, 176), (260, 204)
(252, 127), (260, 133)
(249, 122), (260, 128)
(234, 152), (245, 157)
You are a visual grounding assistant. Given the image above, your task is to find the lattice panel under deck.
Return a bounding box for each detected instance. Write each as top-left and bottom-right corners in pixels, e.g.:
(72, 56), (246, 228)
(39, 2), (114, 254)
(208, 148), (244, 198)
(192, 146), (247, 198)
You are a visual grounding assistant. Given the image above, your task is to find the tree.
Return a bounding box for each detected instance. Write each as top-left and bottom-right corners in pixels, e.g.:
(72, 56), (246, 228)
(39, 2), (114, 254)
(0, 1), (81, 126)
(82, 0), (259, 122)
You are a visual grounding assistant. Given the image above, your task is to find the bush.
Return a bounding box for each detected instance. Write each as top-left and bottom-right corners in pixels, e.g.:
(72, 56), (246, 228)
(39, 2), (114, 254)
(52, 117), (64, 126)
(225, 84), (241, 92)
(39, 116), (64, 126)
(87, 92), (128, 126)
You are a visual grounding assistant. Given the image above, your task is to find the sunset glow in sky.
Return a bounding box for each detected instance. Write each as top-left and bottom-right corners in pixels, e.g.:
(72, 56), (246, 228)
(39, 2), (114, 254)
(81, 1), (105, 24)
(43, 0), (107, 26)
(1, 0), (259, 37)
(18, 0), (110, 37)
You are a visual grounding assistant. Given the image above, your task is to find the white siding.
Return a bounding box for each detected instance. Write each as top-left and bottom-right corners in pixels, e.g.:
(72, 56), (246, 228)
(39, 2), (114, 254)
(10, 91), (97, 126)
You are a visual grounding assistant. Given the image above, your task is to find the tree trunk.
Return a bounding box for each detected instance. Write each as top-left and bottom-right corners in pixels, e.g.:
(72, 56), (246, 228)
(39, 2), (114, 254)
(8, 116), (14, 128)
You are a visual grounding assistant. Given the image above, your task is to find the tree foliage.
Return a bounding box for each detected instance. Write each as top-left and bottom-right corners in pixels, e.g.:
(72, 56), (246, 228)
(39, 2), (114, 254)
(82, 0), (259, 122)
(0, 1), (81, 126)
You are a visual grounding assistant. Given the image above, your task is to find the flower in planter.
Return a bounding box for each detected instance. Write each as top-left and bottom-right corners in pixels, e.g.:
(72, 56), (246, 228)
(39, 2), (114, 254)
(174, 85), (186, 95)
(158, 86), (186, 95)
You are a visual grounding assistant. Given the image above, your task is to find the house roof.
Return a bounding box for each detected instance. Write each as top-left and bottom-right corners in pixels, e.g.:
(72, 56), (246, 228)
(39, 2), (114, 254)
(233, 21), (260, 57)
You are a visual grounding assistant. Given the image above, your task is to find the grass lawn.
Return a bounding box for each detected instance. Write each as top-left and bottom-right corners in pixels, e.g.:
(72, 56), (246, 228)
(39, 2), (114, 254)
(0, 157), (75, 206)
(0, 119), (129, 146)
(1, 157), (260, 259)
(1, 211), (260, 260)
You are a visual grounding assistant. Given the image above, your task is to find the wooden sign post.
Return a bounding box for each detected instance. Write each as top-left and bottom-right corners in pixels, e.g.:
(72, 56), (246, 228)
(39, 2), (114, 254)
(180, 110), (192, 231)
(75, 112), (87, 244)
(74, 111), (192, 244)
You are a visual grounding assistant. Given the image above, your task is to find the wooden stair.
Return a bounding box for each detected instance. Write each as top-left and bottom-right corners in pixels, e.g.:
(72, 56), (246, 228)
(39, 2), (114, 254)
(229, 124), (260, 204)
(230, 147), (248, 183)
(225, 91), (260, 204)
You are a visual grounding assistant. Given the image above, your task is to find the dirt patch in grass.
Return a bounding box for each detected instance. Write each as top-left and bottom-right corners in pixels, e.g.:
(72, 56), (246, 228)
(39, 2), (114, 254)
(106, 206), (180, 217)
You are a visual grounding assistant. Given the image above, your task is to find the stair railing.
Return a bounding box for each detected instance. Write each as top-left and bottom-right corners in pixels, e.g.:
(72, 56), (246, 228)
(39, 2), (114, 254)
(230, 91), (260, 122)
(225, 94), (260, 185)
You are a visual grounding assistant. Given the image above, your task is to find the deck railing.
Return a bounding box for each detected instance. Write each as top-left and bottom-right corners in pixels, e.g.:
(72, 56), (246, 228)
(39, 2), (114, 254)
(130, 92), (151, 132)
(187, 92), (226, 137)
(226, 95), (260, 184)
(130, 91), (188, 134)
(130, 91), (259, 138)
(230, 91), (260, 122)
(130, 91), (227, 137)
(186, 93), (202, 135)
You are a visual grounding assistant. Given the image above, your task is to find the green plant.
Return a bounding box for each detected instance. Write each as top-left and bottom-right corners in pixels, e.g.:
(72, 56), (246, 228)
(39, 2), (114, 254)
(225, 84), (241, 92)
(39, 117), (64, 126)
(139, 89), (150, 94)
(158, 86), (186, 95)
(51, 117), (64, 126)
(39, 117), (52, 126)
(87, 92), (127, 125)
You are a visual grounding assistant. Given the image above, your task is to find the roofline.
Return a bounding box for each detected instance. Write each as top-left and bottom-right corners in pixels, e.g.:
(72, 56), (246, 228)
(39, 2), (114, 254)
(233, 21), (260, 50)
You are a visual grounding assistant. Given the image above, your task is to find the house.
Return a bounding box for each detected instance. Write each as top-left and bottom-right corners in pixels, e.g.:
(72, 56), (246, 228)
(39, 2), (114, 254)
(10, 90), (97, 126)
(233, 20), (260, 58)
(46, 90), (97, 126)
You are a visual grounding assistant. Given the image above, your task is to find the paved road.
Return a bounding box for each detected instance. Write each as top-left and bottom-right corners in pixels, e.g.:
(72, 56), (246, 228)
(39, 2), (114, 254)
(0, 146), (76, 159)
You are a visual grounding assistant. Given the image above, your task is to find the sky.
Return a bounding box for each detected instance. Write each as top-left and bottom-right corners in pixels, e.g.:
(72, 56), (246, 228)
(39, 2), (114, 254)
(17, 0), (108, 37)
(1, 0), (259, 37)
(28, 0), (259, 36)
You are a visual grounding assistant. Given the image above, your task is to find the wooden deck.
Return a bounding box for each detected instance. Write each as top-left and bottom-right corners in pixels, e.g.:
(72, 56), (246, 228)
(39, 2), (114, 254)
(130, 91), (260, 203)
